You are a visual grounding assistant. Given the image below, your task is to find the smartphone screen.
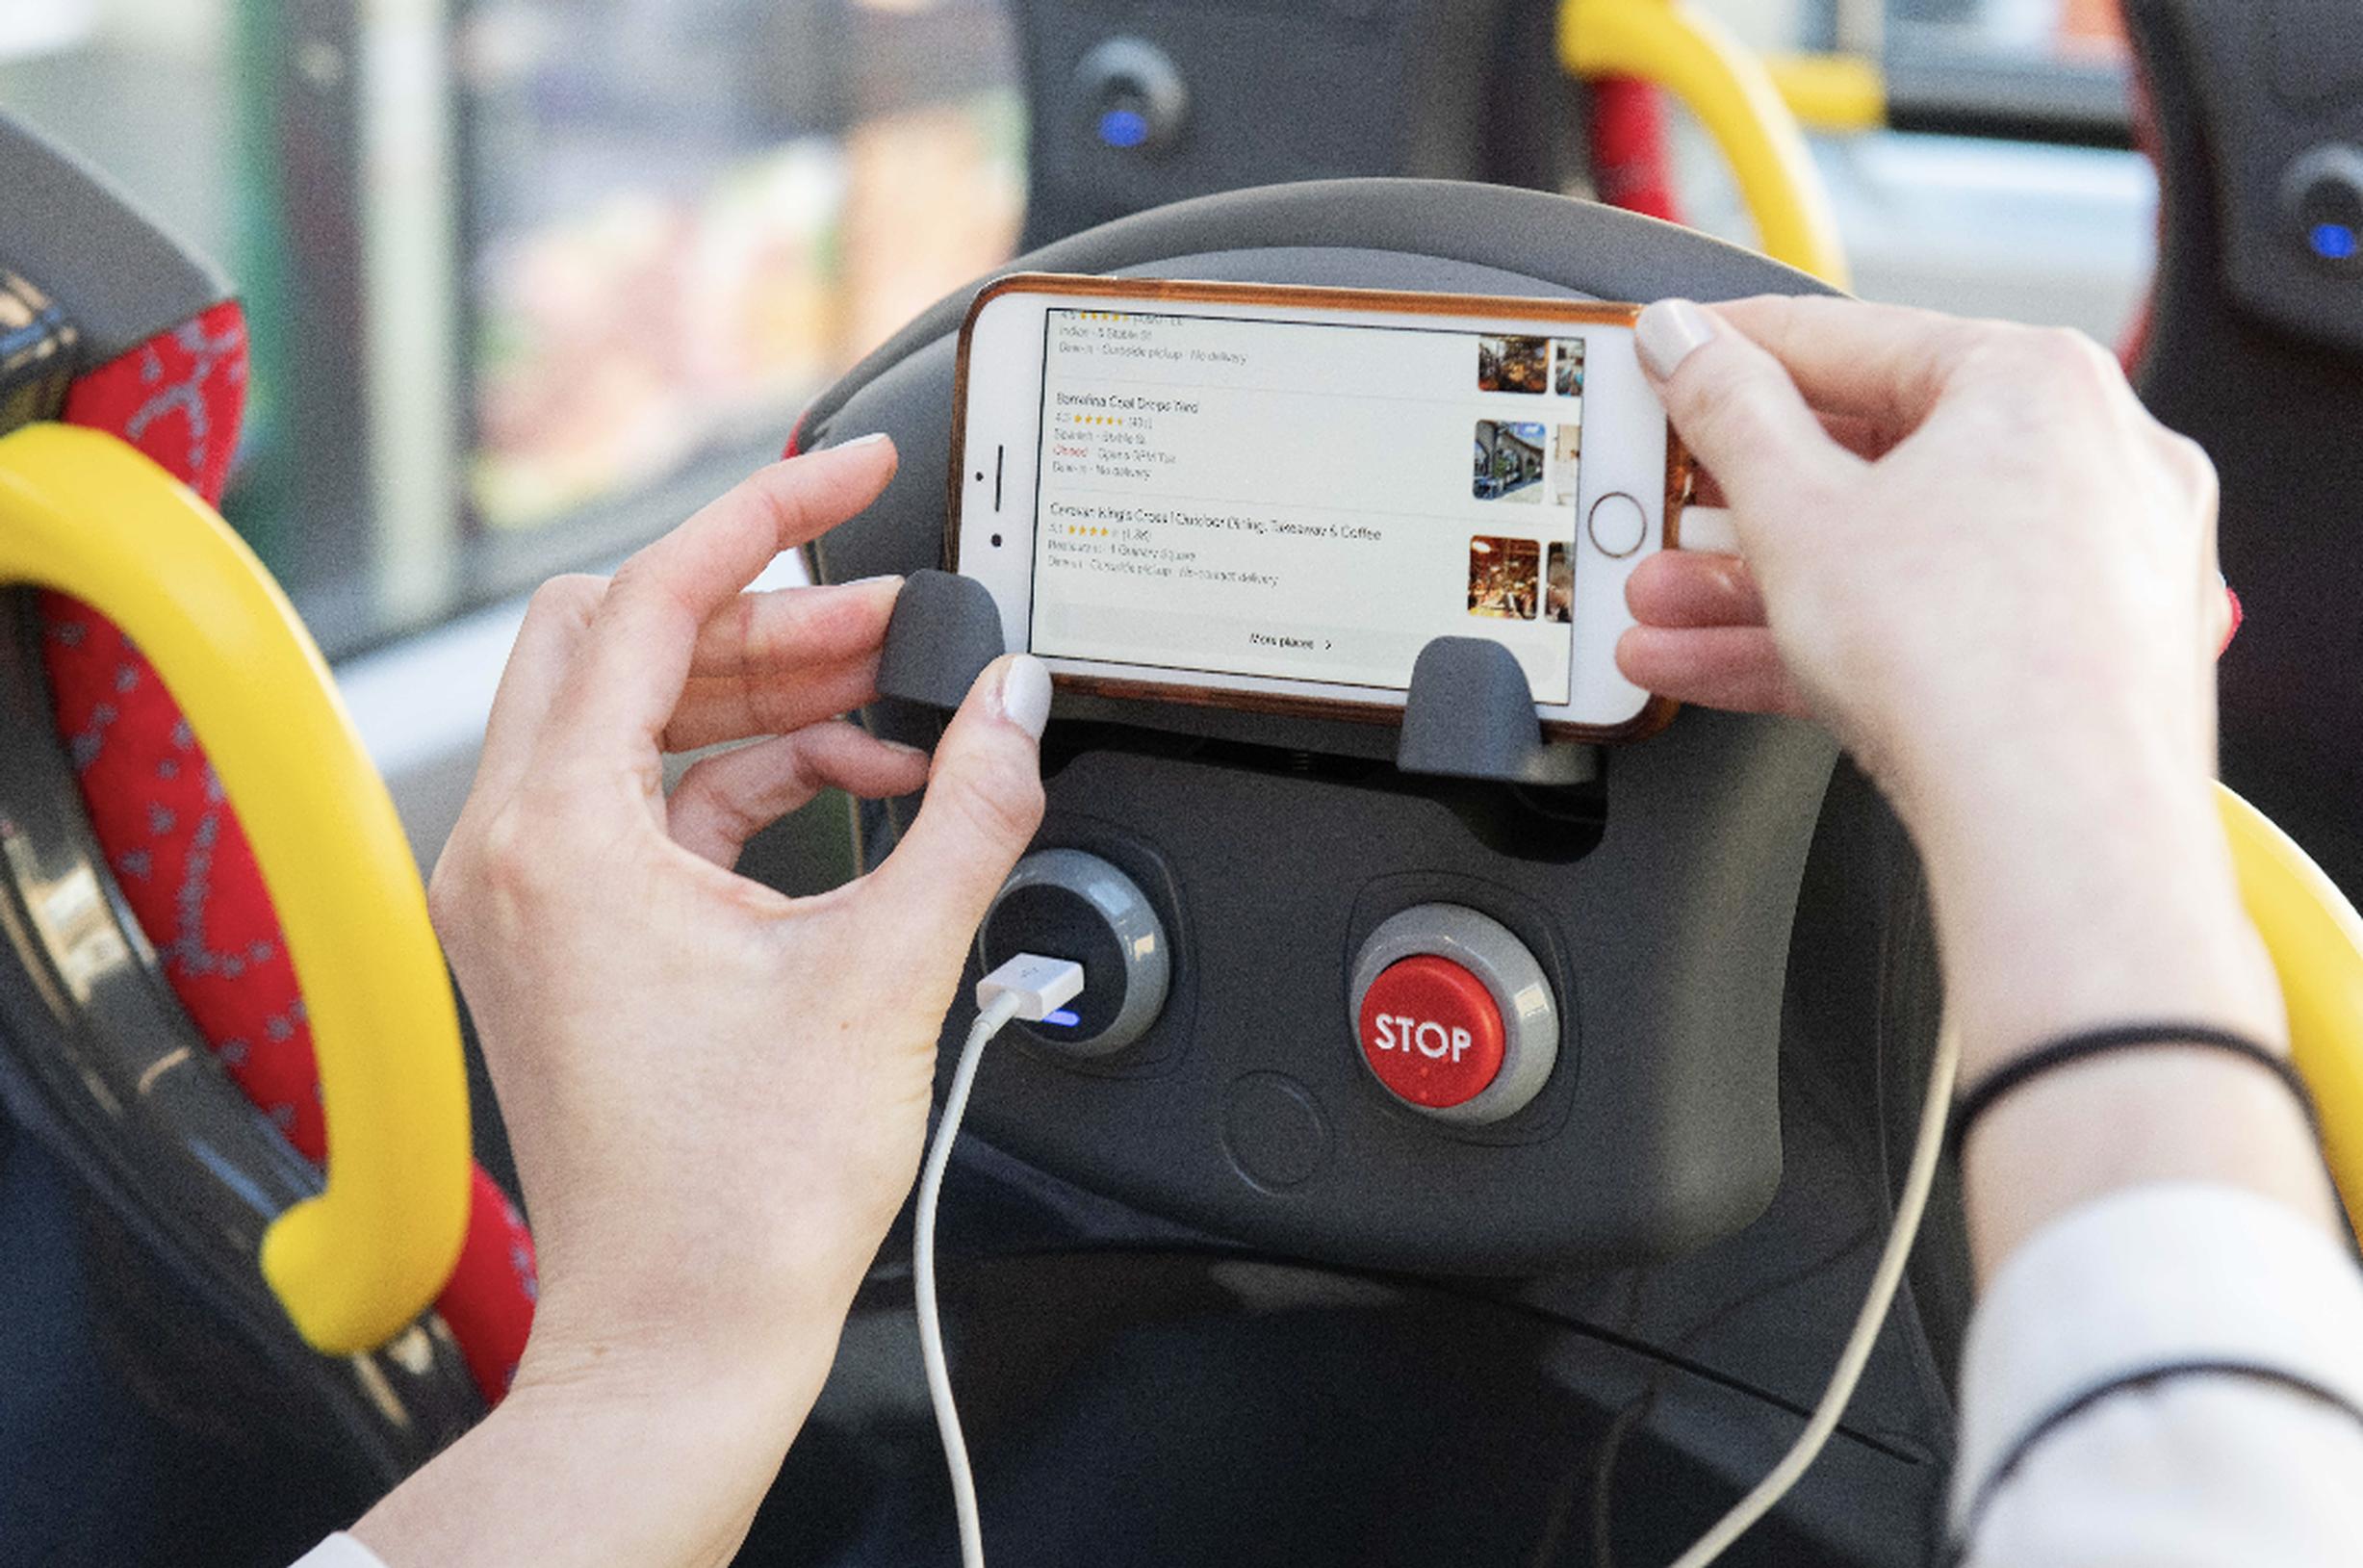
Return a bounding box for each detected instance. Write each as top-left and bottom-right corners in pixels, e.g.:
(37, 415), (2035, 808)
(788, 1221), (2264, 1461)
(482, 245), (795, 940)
(1027, 307), (1594, 704)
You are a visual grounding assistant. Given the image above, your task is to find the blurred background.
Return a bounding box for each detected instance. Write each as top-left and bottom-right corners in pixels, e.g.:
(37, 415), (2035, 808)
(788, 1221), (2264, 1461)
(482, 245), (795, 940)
(0, 0), (2152, 854)
(2, 0), (1026, 652)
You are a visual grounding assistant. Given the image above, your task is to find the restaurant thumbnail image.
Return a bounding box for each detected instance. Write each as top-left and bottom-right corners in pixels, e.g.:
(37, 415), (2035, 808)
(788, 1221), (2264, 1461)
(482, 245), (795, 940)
(1545, 542), (1574, 624)
(1469, 535), (1541, 621)
(1474, 419), (1547, 503)
(1553, 338), (1585, 398)
(1477, 335), (1550, 395)
(1548, 423), (1581, 506)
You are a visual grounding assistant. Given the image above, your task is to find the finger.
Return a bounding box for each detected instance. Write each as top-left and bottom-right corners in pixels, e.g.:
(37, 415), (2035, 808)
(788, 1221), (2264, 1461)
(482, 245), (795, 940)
(1637, 299), (1860, 524)
(662, 652), (884, 753)
(547, 436), (899, 761)
(474, 574), (606, 802)
(1615, 625), (1809, 719)
(1708, 295), (1988, 429)
(689, 576), (901, 680)
(1820, 408), (1911, 462)
(667, 721), (930, 870)
(1626, 551), (1768, 630)
(863, 654), (1050, 959)
(1688, 409), (1895, 511)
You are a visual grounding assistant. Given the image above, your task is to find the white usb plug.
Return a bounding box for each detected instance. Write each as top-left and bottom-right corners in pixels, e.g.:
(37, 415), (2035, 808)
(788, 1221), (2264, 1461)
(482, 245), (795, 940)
(975, 952), (1087, 1023)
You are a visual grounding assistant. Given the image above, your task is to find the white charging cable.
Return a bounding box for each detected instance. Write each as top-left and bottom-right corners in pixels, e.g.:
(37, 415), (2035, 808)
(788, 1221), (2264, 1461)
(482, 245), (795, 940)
(1662, 1017), (1962, 1568)
(1654, 512), (1965, 1558)
(1657, 510), (1965, 1562)
(916, 952), (1088, 1568)
(919, 912), (1950, 1568)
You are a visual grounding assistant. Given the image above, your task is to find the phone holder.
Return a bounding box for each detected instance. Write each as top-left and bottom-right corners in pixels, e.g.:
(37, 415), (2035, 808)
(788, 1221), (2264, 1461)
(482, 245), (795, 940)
(876, 568), (1007, 711)
(1397, 637), (1599, 786)
(875, 574), (1599, 788)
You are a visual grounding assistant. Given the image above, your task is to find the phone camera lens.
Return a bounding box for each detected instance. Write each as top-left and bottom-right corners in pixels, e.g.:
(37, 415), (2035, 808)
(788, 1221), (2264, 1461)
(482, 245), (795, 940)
(990, 533), (1004, 548)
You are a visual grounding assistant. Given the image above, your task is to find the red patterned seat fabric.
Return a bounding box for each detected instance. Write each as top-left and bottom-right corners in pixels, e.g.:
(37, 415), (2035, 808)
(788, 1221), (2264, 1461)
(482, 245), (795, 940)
(37, 300), (535, 1401)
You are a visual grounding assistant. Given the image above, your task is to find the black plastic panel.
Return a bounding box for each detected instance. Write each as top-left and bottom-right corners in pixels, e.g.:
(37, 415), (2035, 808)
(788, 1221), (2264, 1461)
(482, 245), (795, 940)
(2152, 1), (2363, 356)
(2128, 2), (2363, 898)
(756, 1250), (1943, 1568)
(797, 180), (1841, 1274)
(1010, 0), (1554, 245)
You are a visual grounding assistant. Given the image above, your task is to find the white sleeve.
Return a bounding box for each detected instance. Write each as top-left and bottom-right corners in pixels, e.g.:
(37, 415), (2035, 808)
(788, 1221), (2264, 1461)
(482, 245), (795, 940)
(291, 1533), (389, 1568)
(1953, 1181), (2363, 1567)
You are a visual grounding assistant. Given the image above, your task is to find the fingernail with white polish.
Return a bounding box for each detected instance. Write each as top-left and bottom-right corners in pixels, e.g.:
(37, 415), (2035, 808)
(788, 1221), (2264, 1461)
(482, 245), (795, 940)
(997, 655), (1052, 741)
(836, 431), (892, 450)
(1636, 299), (1717, 381)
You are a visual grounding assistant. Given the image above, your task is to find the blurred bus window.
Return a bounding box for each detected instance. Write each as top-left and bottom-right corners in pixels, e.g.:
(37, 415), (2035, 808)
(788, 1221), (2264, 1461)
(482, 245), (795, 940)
(1876, 0), (2133, 146)
(461, 0), (1022, 550)
(1, 0), (1020, 657)
(1680, 1), (2152, 343)
(1705, 1), (2133, 141)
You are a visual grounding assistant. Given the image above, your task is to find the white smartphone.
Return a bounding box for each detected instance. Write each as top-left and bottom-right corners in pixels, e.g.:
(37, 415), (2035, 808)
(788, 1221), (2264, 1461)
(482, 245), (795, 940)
(950, 273), (1689, 743)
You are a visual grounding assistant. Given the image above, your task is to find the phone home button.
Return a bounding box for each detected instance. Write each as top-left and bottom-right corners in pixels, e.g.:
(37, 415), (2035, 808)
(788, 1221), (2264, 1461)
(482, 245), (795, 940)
(1588, 492), (1648, 558)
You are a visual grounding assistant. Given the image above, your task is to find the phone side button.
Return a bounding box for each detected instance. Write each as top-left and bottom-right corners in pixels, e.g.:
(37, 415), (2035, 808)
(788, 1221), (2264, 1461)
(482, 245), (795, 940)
(1587, 492), (1648, 559)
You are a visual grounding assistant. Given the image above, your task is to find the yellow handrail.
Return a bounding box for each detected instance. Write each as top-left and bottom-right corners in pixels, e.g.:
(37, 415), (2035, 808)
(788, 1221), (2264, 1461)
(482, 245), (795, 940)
(0, 423), (471, 1353)
(2221, 785), (2363, 1243)
(1561, 0), (1854, 287)
(1765, 51), (1888, 135)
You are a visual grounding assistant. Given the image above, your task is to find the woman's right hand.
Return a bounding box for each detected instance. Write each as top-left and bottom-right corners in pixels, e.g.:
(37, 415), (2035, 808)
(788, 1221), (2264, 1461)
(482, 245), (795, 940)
(1620, 296), (2229, 819)
(1615, 296), (2281, 1072)
(358, 439), (1050, 1568)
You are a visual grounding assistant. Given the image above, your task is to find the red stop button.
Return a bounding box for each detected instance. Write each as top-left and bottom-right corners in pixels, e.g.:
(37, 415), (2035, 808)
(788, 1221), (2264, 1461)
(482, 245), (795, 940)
(1356, 955), (1505, 1110)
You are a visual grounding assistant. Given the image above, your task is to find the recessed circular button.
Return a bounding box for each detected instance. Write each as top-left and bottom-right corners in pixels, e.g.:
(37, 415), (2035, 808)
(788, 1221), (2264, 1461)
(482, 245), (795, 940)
(1076, 37), (1189, 156)
(1589, 492), (1648, 558)
(2282, 143), (2363, 275)
(1357, 955), (1506, 1110)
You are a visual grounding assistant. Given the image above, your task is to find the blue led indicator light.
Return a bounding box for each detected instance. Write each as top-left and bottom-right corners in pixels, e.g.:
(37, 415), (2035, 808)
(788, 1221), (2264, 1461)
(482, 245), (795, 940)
(1042, 1008), (1082, 1028)
(1097, 109), (1149, 149)
(2313, 222), (2358, 262)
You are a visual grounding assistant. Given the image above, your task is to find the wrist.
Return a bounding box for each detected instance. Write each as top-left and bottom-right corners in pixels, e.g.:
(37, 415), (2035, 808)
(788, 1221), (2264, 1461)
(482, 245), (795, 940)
(515, 1270), (854, 1427)
(1906, 754), (2283, 1077)
(354, 1373), (801, 1568)
(1961, 1045), (2336, 1278)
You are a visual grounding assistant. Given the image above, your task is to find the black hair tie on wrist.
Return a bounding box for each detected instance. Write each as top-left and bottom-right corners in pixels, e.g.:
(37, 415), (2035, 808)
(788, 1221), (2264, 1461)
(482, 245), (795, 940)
(1947, 1023), (2318, 1168)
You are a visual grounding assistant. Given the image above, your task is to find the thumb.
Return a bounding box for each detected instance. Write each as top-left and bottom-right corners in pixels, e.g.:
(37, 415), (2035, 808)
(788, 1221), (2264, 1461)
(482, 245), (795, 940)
(1637, 298), (1855, 525)
(864, 654), (1049, 956)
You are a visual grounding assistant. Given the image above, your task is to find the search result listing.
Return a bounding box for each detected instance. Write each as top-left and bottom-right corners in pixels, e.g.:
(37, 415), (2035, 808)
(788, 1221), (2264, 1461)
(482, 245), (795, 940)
(1032, 307), (1586, 703)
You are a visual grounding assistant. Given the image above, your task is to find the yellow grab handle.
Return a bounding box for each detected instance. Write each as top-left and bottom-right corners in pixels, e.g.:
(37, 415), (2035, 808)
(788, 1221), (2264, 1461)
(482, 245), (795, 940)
(0, 423), (470, 1353)
(2220, 784), (2363, 1243)
(1561, 0), (1853, 288)
(1765, 51), (1888, 136)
